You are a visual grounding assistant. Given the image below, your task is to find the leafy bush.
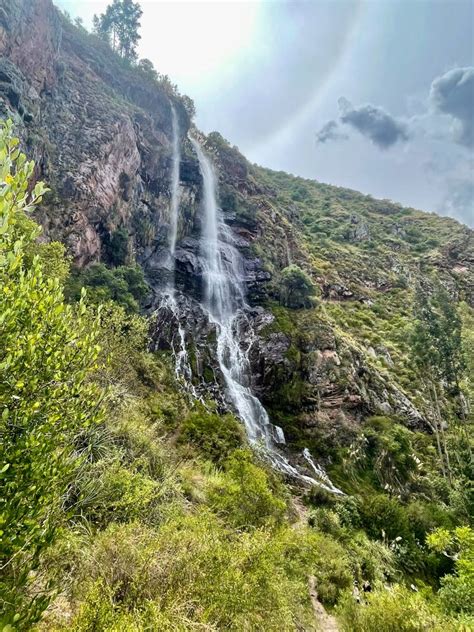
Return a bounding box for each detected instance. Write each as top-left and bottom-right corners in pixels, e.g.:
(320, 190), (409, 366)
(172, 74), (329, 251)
(342, 531), (396, 586)
(108, 405), (168, 479)
(351, 416), (421, 495)
(0, 120), (103, 628)
(62, 516), (321, 631)
(208, 450), (287, 529)
(309, 507), (342, 536)
(71, 459), (162, 528)
(311, 534), (353, 606)
(336, 585), (453, 631)
(406, 501), (455, 543)
(178, 407), (244, 462)
(279, 264), (316, 309)
(428, 527), (474, 615)
(65, 263), (149, 313)
(103, 226), (129, 266)
(358, 493), (410, 542)
(91, 300), (148, 396)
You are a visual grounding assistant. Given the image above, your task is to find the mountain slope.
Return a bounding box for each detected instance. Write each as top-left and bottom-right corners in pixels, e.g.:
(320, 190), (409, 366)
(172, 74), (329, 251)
(0, 1), (473, 630)
(2, 0), (471, 453)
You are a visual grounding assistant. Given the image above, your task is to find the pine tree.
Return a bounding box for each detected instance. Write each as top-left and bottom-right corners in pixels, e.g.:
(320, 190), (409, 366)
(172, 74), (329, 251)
(93, 0), (143, 61)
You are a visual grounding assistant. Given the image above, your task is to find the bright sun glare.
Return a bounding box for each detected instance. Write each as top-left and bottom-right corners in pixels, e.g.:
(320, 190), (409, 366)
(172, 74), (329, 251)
(59, 0), (261, 89)
(130, 1), (260, 88)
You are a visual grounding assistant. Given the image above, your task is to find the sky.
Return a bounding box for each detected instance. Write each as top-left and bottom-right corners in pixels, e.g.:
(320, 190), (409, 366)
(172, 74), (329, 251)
(57, 0), (474, 226)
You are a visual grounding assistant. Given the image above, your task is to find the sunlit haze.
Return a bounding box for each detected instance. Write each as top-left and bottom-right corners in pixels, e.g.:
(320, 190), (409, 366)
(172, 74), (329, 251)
(57, 0), (473, 225)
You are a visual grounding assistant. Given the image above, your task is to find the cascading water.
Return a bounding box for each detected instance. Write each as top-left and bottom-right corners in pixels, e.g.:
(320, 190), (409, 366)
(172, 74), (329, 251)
(190, 135), (343, 492)
(160, 106), (195, 392)
(168, 105), (180, 264)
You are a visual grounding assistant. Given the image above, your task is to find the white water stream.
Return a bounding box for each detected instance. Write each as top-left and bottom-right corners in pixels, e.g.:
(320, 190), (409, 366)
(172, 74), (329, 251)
(168, 105), (180, 262)
(159, 106), (196, 393)
(189, 135), (343, 492)
(157, 111), (341, 491)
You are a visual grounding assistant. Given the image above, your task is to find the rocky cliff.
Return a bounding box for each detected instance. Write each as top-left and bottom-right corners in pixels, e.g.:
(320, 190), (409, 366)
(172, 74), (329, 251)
(1, 0), (472, 465)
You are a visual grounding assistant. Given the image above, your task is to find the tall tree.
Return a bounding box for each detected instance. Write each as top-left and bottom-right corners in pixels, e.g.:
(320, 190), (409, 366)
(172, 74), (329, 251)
(93, 0), (143, 61)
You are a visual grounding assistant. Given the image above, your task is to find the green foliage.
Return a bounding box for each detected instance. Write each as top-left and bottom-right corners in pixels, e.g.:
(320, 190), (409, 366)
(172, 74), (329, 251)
(459, 302), (474, 401)
(336, 585), (456, 632)
(57, 517), (321, 631)
(350, 416), (421, 495)
(104, 226), (129, 266)
(65, 263), (149, 313)
(279, 264), (316, 308)
(26, 240), (70, 282)
(93, 0), (143, 61)
(411, 283), (465, 392)
(91, 300), (148, 395)
(358, 494), (410, 541)
(310, 533), (353, 605)
(178, 406), (244, 462)
(428, 527), (474, 615)
(342, 531), (396, 586)
(136, 57), (158, 82)
(208, 450), (287, 530)
(0, 120), (103, 628)
(71, 458), (162, 528)
(405, 501), (455, 543)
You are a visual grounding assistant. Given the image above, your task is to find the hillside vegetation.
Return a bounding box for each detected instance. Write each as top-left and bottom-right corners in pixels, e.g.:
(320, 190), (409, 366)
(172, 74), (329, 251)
(0, 1), (473, 629)
(1, 117), (473, 631)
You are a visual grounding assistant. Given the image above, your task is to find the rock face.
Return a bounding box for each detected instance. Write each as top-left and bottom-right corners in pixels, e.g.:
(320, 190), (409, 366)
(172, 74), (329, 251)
(0, 0), (188, 268)
(0, 0), (275, 304)
(1, 0), (472, 459)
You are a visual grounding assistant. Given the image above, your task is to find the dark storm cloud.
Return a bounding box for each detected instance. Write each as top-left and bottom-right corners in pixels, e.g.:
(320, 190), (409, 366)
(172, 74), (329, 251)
(316, 98), (410, 149)
(429, 66), (474, 147)
(315, 120), (348, 144)
(339, 102), (410, 149)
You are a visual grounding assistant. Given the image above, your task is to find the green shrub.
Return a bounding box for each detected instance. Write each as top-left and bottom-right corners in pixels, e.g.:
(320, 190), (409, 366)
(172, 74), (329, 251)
(208, 450), (287, 529)
(353, 416), (421, 495)
(333, 496), (362, 529)
(103, 227), (129, 266)
(428, 527), (474, 615)
(62, 516), (321, 631)
(65, 263), (148, 313)
(358, 493), (410, 542)
(336, 585), (452, 631)
(109, 406), (168, 479)
(178, 407), (244, 462)
(0, 120), (103, 629)
(342, 531), (396, 585)
(308, 507), (342, 536)
(71, 459), (161, 527)
(406, 501), (455, 543)
(279, 264), (316, 309)
(311, 534), (353, 606)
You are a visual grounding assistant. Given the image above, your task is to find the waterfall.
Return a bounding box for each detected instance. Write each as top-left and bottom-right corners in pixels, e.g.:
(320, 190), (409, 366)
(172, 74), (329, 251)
(190, 136), (280, 446)
(160, 105), (196, 395)
(168, 105), (180, 266)
(190, 135), (342, 491)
